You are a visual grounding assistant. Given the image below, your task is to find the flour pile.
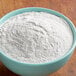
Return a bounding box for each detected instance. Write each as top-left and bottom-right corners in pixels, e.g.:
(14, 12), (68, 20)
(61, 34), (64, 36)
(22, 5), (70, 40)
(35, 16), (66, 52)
(0, 12), (73, 63)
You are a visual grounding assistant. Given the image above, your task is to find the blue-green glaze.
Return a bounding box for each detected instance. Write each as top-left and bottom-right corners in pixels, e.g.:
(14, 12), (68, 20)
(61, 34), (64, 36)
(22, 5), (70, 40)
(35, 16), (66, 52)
(0, 7), (76, 76)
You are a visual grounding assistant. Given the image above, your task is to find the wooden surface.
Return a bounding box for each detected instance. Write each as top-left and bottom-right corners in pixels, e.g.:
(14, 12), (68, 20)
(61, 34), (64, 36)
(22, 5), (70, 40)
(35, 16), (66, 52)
(0, 0), (76, 76)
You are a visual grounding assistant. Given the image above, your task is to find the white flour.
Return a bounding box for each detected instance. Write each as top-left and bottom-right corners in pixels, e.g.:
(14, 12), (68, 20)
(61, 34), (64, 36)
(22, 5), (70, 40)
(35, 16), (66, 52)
(0, 12), (73, 64)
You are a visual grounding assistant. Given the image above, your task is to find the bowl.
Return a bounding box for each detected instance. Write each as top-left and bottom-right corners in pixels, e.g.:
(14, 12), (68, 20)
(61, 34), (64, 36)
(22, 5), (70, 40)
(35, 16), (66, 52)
(0, 7), (76, 76)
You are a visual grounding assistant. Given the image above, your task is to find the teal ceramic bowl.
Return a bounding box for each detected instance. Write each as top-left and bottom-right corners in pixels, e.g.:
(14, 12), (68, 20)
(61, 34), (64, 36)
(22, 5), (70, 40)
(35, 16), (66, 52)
(0, 7), (76, 76)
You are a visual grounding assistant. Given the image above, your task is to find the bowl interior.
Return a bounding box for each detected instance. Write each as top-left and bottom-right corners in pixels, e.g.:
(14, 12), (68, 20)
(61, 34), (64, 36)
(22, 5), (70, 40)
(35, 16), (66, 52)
(0, 7), (76, 65)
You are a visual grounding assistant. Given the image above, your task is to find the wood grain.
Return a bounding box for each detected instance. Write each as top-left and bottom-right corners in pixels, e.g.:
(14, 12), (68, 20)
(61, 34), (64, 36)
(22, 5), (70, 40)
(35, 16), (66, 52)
(0, 0), (76, 76)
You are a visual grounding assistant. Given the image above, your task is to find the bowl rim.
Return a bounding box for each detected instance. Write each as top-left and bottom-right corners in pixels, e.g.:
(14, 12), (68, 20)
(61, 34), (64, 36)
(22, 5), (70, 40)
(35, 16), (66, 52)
(0, 7), (76, 66)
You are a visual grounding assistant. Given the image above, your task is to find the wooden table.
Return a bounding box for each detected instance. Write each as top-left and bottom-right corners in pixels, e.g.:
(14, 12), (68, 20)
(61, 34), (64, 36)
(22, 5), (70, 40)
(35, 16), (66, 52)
(0, 0), (76, 76)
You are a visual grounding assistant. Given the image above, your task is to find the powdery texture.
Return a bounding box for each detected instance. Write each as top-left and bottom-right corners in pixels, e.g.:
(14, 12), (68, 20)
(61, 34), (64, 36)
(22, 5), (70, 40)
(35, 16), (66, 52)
(0, 12), (73, 64)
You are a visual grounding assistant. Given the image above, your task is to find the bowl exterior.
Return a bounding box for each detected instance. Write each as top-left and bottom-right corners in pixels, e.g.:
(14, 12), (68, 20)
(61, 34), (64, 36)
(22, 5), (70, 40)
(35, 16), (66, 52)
(0, 51), (73, 76)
